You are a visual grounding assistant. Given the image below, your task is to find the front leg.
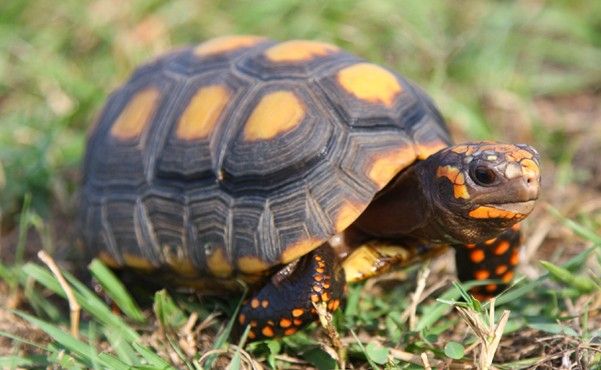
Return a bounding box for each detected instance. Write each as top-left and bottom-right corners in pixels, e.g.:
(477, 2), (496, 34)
(236, 244), (345, 340)
(341, 239), (448, 283)
(454, 224), (522, 300)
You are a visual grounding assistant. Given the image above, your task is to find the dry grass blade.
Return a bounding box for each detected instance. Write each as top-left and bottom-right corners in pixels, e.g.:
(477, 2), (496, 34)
(197, 345), (262, 370)
(37, 250), (80, 339)
(313, 301), (345, 369)
(455, 299), (510, 370)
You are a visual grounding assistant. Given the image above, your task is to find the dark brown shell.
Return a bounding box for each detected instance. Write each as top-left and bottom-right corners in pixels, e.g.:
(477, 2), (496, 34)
(81, 36), (451, 278)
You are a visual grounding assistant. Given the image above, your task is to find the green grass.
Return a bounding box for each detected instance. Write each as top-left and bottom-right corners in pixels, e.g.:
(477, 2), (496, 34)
(1, 0), (600, 368)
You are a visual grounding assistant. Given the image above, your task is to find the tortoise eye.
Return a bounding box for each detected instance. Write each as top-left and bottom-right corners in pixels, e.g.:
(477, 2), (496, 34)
(472, 166), (497, 186)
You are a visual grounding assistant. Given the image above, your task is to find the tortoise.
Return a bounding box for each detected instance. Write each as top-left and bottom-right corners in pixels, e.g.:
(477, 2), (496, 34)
(81, 36), (541, 340)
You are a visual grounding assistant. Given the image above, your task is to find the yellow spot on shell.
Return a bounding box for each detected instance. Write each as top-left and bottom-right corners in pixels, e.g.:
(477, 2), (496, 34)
(281, 238), (322, 264)
(248, 331), (256, 339)
(264, 40), (339, 62)
(368, 147), (416, 189)
(238, 314), (246, 325)
(110, 87), (160, 140)
(280, 318), (292, 328)
(207, 247), (233, 278)
(243, 91), (305, 141)
(261, 300), (269, 308)
(176, 85), (230, 140)
(98, 251), (119, 268)
(194, 35), (266, 57)
(292, 308), (304, 317)
(335, 201), (364, 232)
(123, 252), (155, 271)
(237, 256), (269, 274)
(337, 63), (402, 107)
(250, 298), (260, 309)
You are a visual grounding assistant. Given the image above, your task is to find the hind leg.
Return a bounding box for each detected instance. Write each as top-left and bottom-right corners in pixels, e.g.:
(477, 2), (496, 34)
(454, 224), (522, 300)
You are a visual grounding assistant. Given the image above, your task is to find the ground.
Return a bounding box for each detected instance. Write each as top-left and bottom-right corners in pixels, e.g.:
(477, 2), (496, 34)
(0, 1), (600, 369)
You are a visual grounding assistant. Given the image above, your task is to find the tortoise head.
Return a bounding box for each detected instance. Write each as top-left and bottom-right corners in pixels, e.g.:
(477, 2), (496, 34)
(424, 142), (540, 244)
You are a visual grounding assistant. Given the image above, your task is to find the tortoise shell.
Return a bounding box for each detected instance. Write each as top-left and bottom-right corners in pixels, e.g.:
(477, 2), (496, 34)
(81, 36), (452, 279)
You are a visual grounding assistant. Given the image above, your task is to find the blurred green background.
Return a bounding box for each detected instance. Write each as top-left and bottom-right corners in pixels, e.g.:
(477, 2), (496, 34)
(1, 0), (600, 229)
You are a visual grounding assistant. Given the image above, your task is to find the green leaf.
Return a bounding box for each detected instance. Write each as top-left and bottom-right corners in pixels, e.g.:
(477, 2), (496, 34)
(89, 259), (145, 323)
(301, 348), (337, 370)
(444, 341), (465, 359)
(15, 311), (129, 369)
(22, 263), (139, 342)
(153, 289), (187, 330)
(366, 342), (389, 365)
(132, 342), (175, 369)
(540, 260), (598, 293)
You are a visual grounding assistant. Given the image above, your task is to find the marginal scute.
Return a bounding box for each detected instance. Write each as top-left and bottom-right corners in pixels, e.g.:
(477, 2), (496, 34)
(207, 247), (233, 278)
(98, 251), (119, 268)
(281, 238), (322, 264)
(243, 91), (305, 141)
(415, 139), (448, 160)
(335, 201), (365, 233)
(110, 87), (160, 140)
(237, 256), (270, 274)
(264, 40), (339, 62)
(368, 147), (416, 189)
(123, 252), (155, 270)
(194, 35), (266, 57)
(337, 63), (402, 107)
(176, 85), (230, 140)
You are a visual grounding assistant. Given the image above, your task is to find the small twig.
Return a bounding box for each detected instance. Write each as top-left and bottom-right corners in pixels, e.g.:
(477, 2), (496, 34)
(38, 250), (80, 338)
(314, 301), (346, 369)
(400, 264), (431, 329)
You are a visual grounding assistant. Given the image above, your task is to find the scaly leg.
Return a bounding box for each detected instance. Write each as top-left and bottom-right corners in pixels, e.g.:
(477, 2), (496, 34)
(236, 244), (345, 340)
(454, 224), (522, 300)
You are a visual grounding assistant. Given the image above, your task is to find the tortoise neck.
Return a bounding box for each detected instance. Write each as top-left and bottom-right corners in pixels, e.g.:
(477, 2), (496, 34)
(349, 161), (435, 240)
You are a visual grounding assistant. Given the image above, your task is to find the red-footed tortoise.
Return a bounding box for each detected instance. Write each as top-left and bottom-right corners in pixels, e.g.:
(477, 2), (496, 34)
(81, 36), (541, 340)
